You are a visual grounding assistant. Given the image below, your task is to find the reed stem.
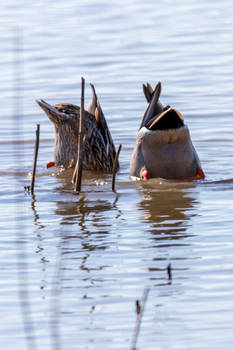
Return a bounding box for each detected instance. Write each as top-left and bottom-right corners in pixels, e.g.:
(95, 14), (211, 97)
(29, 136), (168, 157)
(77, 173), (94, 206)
(73, 77), (85, 193)
(30, 124), (40, 195)
(130, 287), (150, 350)
(112, 144), (122, 192)
(167, 263), (172, 281)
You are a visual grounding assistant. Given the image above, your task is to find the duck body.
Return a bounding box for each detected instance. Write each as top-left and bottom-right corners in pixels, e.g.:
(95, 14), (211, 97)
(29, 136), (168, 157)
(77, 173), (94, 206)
(36, 84), (117, 172)
(130, 82), (204, 180)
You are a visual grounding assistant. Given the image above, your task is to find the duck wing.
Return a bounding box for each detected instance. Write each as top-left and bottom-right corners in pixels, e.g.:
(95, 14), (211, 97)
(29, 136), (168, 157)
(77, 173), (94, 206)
(88, 84), (118, 170)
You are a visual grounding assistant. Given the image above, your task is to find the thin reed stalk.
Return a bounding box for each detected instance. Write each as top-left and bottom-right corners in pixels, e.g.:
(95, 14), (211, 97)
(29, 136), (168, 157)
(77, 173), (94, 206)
(167, 263), (172, 281)
(13, 29), (38, 350)
(112, 144), (122, 192)
(73, 77), (85, 193)
(30, 124), (40, 195)
(130, 287), (150, 350)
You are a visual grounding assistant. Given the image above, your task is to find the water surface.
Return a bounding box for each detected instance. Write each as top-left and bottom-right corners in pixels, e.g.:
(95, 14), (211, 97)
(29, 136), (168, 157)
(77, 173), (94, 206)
(1, 0), (233, 349)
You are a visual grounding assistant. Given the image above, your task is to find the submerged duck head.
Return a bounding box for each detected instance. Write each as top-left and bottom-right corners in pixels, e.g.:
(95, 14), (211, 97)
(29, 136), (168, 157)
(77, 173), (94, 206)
(130, 82), (204, 180)
(36, 84), (117, 172)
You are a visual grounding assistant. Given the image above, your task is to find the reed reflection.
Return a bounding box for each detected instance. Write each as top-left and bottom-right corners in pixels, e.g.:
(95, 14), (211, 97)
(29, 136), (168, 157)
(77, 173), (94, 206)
(53, 169), (121, 229)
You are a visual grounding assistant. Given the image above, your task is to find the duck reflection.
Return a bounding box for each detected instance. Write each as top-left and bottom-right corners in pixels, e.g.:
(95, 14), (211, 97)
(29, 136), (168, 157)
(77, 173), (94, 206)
(137, 180), (199, 241)
(52, 170), (122, 255)
(53, 169), (110, 215)
(55, 195), (112, 228)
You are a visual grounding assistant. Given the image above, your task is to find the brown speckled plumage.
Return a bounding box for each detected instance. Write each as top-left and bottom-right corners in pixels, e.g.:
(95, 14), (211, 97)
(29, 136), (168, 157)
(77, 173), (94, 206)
(36, 84), (117, 172)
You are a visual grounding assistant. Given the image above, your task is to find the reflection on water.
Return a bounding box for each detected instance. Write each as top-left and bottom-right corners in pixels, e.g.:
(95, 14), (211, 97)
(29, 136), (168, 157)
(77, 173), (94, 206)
(55, 196), (113, 229)
(53, 170), (122, 237)
(2, 0), (233, 349)
(137, 180), (199, 251)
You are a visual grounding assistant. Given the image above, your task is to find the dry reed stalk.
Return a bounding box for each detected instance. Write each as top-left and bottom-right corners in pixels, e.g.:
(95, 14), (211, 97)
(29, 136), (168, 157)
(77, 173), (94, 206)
(73, 77), (85, 193)
(167, 263), (172, 281)
(30, 124), (40, 195)
(112, 144), (122, 192)
(13, 29), (38, 350)
(130, 287), (150, 350)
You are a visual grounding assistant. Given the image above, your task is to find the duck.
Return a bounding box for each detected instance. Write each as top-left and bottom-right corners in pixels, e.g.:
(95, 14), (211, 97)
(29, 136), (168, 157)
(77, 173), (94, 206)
(35, 83), (117, 172)
(130, 81), (205, 180)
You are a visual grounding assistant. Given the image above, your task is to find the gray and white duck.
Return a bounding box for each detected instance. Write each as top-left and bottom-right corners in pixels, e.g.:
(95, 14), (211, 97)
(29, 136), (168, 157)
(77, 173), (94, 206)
(130, 82), (205, 180)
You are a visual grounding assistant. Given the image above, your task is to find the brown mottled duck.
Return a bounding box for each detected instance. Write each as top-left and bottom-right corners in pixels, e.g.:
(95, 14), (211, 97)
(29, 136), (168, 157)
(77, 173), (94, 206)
(36, 84), (117, 172)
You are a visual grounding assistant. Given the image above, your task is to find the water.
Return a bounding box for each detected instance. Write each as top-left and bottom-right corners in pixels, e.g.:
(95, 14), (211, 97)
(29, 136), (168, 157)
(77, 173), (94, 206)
(1, 0), (233, 349)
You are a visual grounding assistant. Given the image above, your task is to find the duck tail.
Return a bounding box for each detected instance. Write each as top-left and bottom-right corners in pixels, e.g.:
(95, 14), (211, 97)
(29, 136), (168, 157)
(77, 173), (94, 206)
(140, 81), (163, 129)
(88, 83), (98, 116)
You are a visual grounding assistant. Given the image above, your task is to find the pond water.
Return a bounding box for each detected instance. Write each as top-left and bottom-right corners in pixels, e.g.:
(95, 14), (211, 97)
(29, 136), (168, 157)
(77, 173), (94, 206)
(1, 0), (233, 349)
